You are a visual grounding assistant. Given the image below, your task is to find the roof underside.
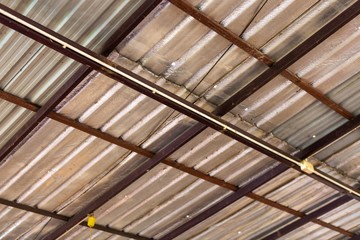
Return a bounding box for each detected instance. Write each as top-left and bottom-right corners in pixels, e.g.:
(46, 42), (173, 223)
(0, 0), (359, 239)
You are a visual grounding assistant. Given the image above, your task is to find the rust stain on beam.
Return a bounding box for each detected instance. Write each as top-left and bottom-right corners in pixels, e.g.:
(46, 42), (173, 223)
(247, 193), (353, 238)
(170, 0), (353, 120)
(281, 70), (353, 119)
(350, 234), (360, 240)
(169, 0), (273, 65)
(2, 3), (359, 201)
(0, 0), (164, 167)
(0, 65), (90, 165)
(2, 0), (360, 238)
(0, 90), (352, 237)
(261, 195), (353, 240)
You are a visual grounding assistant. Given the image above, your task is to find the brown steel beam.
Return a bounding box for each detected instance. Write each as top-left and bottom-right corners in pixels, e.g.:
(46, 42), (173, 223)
(1, 0), (358, 200)
(248, 193), (353, 238)
(173, 0), (275, 65)
(0, 198), (149, 240)
(298, 114), (360, 158)
(157, 117), (360, 239)
(0, 0), (162, 238)
(0, 64), (88, 164)
(1, 2), (359, 239)
(158, 165), (289, 240)
(261, 195), (352, 240)
(170, 0), (353, 120)
(0, 0), (163, 166)
(0, 90), (354, 238)
(0, 90), (152, 156)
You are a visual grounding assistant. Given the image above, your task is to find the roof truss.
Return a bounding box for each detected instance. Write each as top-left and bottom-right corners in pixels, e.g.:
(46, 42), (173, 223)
(0, 86), (358, 238)
(0, 0), (359, 239)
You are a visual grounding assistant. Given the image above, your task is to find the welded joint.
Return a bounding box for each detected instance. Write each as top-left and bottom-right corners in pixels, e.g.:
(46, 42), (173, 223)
(299, 159), (314, 174)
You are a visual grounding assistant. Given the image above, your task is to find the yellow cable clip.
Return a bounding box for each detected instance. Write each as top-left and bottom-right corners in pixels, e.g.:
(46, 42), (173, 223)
(87, 214), (96, 228)
(299, 159), (314, 174)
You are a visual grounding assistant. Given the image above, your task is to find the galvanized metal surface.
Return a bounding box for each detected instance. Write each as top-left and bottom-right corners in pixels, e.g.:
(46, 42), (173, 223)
(0, 0), (145, 147)
(0, 0), (359, 239)
(0, 55), (358, 238)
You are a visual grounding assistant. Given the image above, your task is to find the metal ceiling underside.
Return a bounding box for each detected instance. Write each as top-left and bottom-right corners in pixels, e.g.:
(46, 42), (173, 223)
(0, 0), (359, 239)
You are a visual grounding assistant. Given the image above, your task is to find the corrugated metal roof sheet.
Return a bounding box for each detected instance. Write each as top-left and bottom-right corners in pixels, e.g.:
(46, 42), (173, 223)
(0, 0), (145, 151)
(0, 0), (359, 239)
(0, 101), (34, 149)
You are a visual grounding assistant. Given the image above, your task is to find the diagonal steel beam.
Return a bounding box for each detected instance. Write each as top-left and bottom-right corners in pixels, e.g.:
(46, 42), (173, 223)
(1, 3), (360, 239)
(0, 0), (163, 166)
(144, 2), (360, 238)
(0, 198), (149, 240)
(261, 195), (352, 240)
(170, 0), (354, 119)
(0, 90), (354, 238)
(1, 0), (358, 198)
(248, 193), (354, 238)
(0, 64), (88, 164)
(298, 115), (360, 158)
(158, 113), (360, 240)
(159, 164), (288, 240)
(0, 90), (355, 238)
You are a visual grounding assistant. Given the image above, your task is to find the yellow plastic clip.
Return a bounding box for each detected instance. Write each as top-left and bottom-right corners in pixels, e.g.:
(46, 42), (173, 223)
(87, 214), (96, 228)
(299, 159), (314, 174)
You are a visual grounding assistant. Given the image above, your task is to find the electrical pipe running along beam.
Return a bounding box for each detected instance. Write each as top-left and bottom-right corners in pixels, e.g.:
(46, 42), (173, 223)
(0, 91), (355, 238)
(0, 5), (358, 200)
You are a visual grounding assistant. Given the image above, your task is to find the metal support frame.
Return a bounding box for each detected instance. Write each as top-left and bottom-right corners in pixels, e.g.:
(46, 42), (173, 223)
(0, 1), (359, 197)
(261, 195), (352, 240)
(0, 87), (357, 238)
(0, 198), (149, 240)
(157, 167), (344, 239)
(160, 115), (360, 240)
(0, 0), (162, 165)
(0, 0), (162, 237)
(170, 0), (354, 119)
(158, 129), (360, 237)
(159, 113), (360, 239)
(0, 1), (358, 239)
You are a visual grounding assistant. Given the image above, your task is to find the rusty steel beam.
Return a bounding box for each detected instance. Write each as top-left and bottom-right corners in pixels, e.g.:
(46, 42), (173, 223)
(0, 65), (88, 164)
(261, 195), (352, 240)
(158, 168), (354, 240)
(1, 2), (360, 239)
(0, 0), (163, 166)
(0, 1), (162, 238)
(158, 165), (290, 240)
(0, 90), (154, 158)
(44, 123), (207, 239)
(298, 114), (360, 158)
(248, 193), (354, 238)
(0, 90), (354, 238)
(157, 116), (360, 240)
(1, 0), (358, 197)
(170, 0), (354, 119)
(0, 198), (149, 240)
(3, 0), (357, 200)
(158, 114), (360, 239)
